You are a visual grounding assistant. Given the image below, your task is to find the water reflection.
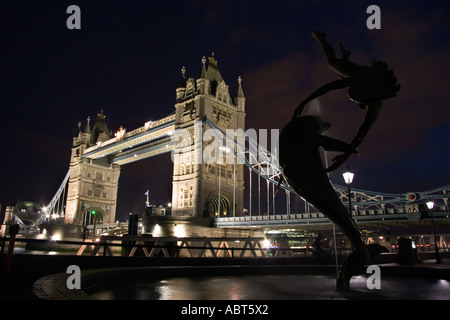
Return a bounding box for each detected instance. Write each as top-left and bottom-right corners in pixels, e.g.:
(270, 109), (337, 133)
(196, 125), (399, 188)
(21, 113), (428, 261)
(87, 274), (450, 300)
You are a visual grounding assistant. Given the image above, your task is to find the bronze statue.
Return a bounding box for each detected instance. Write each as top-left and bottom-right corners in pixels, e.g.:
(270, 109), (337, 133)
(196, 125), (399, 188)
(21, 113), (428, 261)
(294, 31), (400, 171)
(278, 31), (399, 289)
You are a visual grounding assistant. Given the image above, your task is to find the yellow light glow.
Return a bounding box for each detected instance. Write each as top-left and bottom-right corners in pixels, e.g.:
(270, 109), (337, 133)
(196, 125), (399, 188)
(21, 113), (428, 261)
(174, 224), (186, 238)
(51, 233), (61, 241)
(115, 126), (126, 141)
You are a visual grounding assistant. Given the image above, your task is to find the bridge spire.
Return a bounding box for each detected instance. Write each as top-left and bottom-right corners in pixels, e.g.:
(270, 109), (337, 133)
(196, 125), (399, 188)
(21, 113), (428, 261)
(236, 76), (246, 112)
(237, 76), (245, 98)
(208, 51), (218, 67)
(178, 66), (186, 88)
(176, 66), (187, 101)
(200, 57), (206, 78)
(84, 116), (91, 134)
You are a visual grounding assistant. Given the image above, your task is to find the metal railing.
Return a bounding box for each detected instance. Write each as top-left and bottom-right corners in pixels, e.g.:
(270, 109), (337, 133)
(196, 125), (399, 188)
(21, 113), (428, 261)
(2, 234), (448, 259)
(0, 236), (312, 258)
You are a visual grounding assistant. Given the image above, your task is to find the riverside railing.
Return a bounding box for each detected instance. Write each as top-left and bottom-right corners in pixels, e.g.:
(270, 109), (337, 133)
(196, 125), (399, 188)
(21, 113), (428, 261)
(2, 234), (448, 259)
(0, 236), (314, 258)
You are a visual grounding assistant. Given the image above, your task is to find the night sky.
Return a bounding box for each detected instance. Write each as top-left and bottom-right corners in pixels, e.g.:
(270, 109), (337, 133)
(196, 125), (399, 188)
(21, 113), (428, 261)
(1, 1), (449, 222)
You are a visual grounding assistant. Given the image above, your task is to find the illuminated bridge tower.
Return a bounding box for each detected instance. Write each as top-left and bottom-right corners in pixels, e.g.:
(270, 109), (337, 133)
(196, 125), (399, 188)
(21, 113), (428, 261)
(172, 54), (246, 218)
(65, 111), (121, 225)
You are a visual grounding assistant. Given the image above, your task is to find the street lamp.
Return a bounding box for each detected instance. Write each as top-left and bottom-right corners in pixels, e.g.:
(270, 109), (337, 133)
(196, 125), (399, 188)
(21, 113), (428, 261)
(426, 201), (442, 264)
(342, 166), (354, 216)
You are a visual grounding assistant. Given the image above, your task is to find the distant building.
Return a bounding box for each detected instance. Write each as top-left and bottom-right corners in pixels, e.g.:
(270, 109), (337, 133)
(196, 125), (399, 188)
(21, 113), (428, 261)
(145, 204), (167, 216)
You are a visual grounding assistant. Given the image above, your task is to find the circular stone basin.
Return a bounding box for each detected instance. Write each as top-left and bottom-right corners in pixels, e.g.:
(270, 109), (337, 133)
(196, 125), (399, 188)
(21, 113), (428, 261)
(33, 264), (450, 300)
(86, 273), (450, 300)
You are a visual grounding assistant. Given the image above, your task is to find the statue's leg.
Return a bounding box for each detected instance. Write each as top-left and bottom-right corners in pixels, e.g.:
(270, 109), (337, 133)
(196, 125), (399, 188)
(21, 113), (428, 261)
(338, 43), (351, 60)
(292, 78), (353, 119)
(311, 31), (337, 65)
(311, 31), (364, 78)
(337, 245), (369, 290)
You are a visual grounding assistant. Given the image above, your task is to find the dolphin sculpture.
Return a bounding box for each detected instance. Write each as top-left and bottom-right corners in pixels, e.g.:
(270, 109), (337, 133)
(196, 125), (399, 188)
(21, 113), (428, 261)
(278, 31), (399, 289)
(278, 115), (369, 289)
(292, 31), (400, 172)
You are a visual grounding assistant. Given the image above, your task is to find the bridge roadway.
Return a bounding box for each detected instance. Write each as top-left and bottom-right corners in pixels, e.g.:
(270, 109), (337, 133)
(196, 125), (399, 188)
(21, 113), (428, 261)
(83, 207), (450, 232)
(215, 209), (450, 228)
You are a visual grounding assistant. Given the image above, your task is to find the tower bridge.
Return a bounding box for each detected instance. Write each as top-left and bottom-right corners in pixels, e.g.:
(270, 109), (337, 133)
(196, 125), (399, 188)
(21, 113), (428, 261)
(10, 53), (450, 235)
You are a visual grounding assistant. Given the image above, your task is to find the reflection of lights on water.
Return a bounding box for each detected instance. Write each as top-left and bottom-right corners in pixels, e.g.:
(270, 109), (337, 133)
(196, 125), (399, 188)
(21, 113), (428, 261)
(229, 282), (243, 300)
(89, 274), (450, 300)
(437, 279), (450, 288)
(156, 279), (192, 300)
(157, 283), (173, 300)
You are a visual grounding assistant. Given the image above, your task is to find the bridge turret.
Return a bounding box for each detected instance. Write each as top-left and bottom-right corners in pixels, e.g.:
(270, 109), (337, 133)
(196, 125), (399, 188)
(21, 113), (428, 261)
(65, 111), (120, 225)
(172, 53), (245, 218)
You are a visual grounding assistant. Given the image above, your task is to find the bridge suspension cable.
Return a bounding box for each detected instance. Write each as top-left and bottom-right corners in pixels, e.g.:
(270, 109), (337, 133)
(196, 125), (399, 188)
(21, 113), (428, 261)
(15, 170), (70, 230)
(203, 117), (450, 215)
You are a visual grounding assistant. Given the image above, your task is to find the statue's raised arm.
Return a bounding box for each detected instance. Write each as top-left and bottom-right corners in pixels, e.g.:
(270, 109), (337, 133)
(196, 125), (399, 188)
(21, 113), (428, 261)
(279, 31), (400, 289)
(295, 31), (400, 171)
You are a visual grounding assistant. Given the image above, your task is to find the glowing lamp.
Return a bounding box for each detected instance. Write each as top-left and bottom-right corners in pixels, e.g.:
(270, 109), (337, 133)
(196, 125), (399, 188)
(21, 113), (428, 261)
(342, 167), (354, 185)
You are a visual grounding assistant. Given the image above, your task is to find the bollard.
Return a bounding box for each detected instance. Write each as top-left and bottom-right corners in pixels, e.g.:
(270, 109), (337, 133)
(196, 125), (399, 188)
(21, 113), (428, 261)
(5, 224), (20, 273)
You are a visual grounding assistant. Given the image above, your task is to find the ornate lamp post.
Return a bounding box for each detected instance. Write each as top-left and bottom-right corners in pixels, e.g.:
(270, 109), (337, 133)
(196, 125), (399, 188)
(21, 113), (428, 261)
(342, 166), (354, 216)
(426, 201), (442, 264)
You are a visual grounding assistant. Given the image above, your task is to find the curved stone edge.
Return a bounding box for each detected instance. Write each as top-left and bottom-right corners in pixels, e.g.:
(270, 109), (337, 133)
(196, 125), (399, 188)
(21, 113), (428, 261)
(33, 271), (97, 300)
(32, 263), (450, 300)
(32, 265), (334, 300)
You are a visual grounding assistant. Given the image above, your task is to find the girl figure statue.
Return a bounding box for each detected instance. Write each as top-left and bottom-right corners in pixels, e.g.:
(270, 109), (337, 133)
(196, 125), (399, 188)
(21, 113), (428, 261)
(294, 31), (400, 172)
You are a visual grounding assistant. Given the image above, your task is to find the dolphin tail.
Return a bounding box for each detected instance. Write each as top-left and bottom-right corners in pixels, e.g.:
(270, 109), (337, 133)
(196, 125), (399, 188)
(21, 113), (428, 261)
(337, 243), (388, 290)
